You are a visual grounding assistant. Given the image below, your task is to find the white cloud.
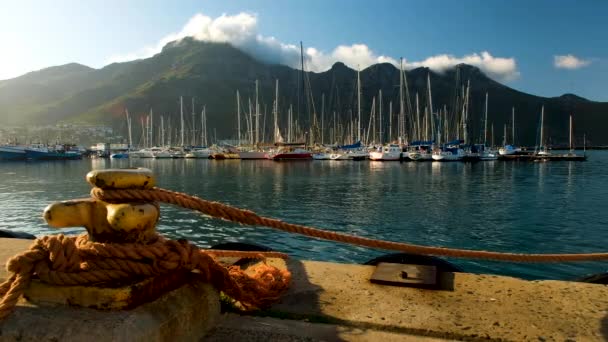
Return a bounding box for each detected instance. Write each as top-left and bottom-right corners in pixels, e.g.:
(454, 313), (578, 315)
(554, 54), (591, 69)
(106, 12), (519, 82)
(405, 52), (519, 82)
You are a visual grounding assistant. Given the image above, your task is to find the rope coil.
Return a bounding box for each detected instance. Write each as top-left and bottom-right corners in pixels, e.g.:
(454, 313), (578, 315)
(0, 234), (290, 321)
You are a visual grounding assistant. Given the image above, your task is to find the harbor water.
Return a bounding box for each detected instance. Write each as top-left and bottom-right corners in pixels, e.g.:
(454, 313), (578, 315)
(0, 152), (606, 280)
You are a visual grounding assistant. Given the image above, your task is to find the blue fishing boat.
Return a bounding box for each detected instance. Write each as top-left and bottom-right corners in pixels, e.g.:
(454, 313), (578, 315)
(110, 152), (129, 159)
(0, 146), (27, 161)
(25, 145), (82, 160)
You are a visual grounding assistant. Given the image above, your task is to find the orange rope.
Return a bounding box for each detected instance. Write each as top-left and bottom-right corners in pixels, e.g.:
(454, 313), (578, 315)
(92, 187), (608, 263)
(0, 234), (290, 321)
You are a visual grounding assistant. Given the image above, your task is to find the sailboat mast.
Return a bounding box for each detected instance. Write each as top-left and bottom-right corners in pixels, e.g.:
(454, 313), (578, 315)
(424, 106), (429, 141)
(540, 105), (545, 149)
(191, 98), (195, 146)
(300, 41), (306, 130)
(201, 106), (207, 146)
(125, 109), (132, 149)
(255, 80), (259, 144)
(333, 111), (337, 143)
(503, 124), (507, 146)
(161, 116), (164, 147)
(203, 106), (207, 146)
(145, 115), (149, 148)
(366, 97), (376, 145)
(274, 79), (279, 143)
(180, 96), (184, 147)
(569, 113), (573, 152)
(379, 89), (383, 144)
(389, 101), (392, 142)
(150, 109), (153, 146)
(288, 105), (292, 142)
(248, 98), (253, 144)
(321, 93), (325, 144)
(357, 68), (361, 142)
(167, 119), (171, 147)
(444, 105), (449, 144)
(427, 73), (434, 143)
(463, 80), (470, 145)
(415, 93), (420, 142)
(236, 91), (241, 145)
(512, 107), (515, 145)
(399, 59), (404, 142)
(484, 92), (488, 145)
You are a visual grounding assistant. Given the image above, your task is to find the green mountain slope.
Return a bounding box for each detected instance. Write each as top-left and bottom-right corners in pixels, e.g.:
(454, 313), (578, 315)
(1, 38), (606, 146)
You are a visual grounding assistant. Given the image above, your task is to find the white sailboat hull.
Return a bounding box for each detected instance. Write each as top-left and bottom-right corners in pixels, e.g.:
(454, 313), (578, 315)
(369, 151), (401, 161)
(185, 150), (212, 158)
(408, 152), (433, 161)
(432, 150), (464, 161)
(312, 153), (331, 160)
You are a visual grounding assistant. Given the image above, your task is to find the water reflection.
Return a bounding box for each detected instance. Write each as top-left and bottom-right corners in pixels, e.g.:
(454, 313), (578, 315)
(0, 154), (607, 280)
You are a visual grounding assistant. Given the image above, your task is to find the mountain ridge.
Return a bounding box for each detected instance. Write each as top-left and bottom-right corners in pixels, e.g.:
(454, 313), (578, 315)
(0, 38), (606, 145)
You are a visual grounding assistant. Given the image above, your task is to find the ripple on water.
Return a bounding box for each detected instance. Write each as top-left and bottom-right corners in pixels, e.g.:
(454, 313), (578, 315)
(0, 155), (607, 280)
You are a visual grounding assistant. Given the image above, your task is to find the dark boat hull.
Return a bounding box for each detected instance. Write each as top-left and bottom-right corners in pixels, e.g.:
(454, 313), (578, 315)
(271, 153), (312, 160)
(0, 150), (26, 161)
(25, 150), (82, 160)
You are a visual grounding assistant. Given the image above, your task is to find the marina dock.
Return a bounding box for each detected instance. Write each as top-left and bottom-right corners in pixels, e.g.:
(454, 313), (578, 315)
(1, 238), (606, 341)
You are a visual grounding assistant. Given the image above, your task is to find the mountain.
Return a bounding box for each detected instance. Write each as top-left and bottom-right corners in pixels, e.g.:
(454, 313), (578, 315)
(1, 37), (607, 146)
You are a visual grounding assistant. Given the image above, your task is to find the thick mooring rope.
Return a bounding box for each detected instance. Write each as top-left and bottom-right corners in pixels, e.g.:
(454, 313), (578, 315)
(92, 187), (608, 263)
(0, 234), (290, 321)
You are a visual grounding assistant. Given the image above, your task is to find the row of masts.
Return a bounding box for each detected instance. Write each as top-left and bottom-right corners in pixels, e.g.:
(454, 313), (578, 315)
(228, 74), (511, 148)
(129, 95), (210, 148)
(125, 52), (575, 151)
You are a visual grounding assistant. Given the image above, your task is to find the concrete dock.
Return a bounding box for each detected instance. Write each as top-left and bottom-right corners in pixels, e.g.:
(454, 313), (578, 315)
(1, 237), (607, 341)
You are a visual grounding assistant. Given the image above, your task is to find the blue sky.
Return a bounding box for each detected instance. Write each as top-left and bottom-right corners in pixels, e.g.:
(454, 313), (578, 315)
(1, 0), (606, 100)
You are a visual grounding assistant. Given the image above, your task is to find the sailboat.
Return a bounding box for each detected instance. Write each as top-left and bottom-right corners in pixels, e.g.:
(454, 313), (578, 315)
(560, 114), (587, 160)
(433, 78), (465, 162)
(536, 105), (550, 156)
(111, 109), (132, 159)
(478, 92), (498, 160)
(370, 61), (405, 161)
(408, 94), (433, 161)
(327, 69), (369, 161)
(499, 107), (522, 156)
(238, 80), (268, 159)
(268, 43), (313, 161)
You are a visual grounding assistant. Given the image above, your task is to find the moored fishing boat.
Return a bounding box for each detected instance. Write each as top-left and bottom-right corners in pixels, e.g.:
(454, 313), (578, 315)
(0, 145), (27, 161)
(25, 144), (82, 160)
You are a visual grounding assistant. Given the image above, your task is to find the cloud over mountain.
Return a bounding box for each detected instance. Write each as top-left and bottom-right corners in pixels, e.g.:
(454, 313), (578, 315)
(107, 12), (520, 82)
(554, 54), (591, 69)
